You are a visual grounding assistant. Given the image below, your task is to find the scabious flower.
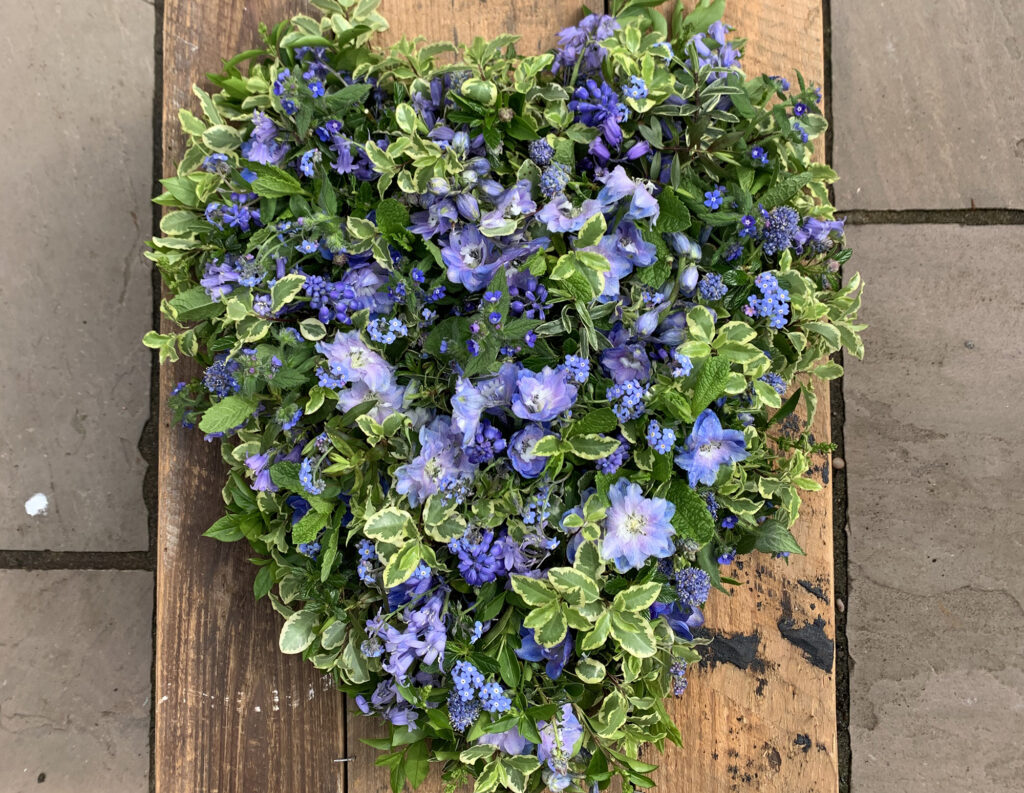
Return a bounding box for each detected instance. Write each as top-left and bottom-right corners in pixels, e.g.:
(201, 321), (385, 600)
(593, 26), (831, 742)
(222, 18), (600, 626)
(698, 272), (728, 301)
(675, 567), (711, 608)
(761, 206), (801, 256)
(528, 138), (555, 166)
(512, 367), (578, 422)
(670, 660), (689, 696)
(539, 162), (571, 197)
(675, 409), (749, 487)
(601, 478), (676, 572)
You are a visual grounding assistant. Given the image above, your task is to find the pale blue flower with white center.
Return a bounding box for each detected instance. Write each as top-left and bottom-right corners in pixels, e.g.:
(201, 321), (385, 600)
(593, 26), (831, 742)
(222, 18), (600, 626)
(600, 478), (676, 572)
(674, 409), (749, 487)
(511, 366), (578, 422)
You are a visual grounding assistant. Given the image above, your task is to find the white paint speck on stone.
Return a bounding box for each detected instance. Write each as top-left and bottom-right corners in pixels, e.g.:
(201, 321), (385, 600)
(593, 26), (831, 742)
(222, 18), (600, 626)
(24, 492), (48, 516)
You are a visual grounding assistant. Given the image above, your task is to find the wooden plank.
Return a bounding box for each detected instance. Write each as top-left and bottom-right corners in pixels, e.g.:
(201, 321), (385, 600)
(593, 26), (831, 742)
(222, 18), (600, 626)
(156, 4), (344, 793)
(650, 2), (837, 791)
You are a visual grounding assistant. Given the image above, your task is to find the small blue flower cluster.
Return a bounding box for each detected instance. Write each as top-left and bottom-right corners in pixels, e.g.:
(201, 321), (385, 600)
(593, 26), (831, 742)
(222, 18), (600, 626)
(745, 271), (791, 329)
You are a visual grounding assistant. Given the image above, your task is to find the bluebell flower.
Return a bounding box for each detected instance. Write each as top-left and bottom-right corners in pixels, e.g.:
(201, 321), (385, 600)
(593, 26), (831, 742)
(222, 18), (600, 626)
(511, 367), (578, 422)
(600, 478), (676, 572)
(508, 424), (554, 479)
(245, 452), (277, 492)
(674, 409), (749, 487)
(242, 110), (289, 165)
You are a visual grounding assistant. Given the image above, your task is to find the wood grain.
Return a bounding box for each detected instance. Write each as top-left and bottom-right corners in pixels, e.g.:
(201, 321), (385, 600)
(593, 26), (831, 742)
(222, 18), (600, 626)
(650, 4), (835, 791)
(157, 4), (343, 793)
(158, 2), (834, 792)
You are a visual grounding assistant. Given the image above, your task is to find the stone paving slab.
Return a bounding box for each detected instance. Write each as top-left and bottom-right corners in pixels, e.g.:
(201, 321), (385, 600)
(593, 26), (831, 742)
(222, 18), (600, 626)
(0, 0), (154, 549)
(832, 0), (1024, 210)
(842, 224), (1024, 792)
(0, 570), (153, 793)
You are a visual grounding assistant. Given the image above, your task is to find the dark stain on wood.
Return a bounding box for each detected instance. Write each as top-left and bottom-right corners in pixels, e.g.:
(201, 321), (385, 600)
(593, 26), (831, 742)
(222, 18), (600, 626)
(777, 616), (835, 672)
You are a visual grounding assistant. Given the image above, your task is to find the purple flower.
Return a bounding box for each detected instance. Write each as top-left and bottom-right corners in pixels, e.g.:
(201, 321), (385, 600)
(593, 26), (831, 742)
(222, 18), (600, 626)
(511, 366), (578, 422)
(394, 417), (476, 507)
(478, 726), (532, 755)
(451, 377), (487, 445)
(674, 409), (749, 487)
(536, 196), (605, 233)
(316, 331), (394, 393)
(601, 478), (676, 572)
(537, 704), (583, 775)
(595, 165), (659, 223)
(601, 343), (650, 384)
(454, 530), (506, 586)
(245, 452), (277, 492)
(441, 226), (500, 292)
(241, 111), (289, 165)
(583, 221), (656, 300)
(508, 424), (554, 479)
(570, 79), (626, 146)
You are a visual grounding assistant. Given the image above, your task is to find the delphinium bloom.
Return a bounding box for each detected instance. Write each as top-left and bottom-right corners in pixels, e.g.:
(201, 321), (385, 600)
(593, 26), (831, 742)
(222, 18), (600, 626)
(537, 704), (584, 792)
(316, 331), (394, 392)
(674, 409), (749, 487)
(507, 424), (554, 479)
(515, 627), (574, 680)
(600, 478), (676, 572)
(394, 417), (476, 507)
(511, 367), (578, 422)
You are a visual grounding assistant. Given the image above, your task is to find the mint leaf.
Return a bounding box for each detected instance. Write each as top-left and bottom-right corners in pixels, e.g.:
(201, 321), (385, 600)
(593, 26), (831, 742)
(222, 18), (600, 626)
(198, 395), (257, 433)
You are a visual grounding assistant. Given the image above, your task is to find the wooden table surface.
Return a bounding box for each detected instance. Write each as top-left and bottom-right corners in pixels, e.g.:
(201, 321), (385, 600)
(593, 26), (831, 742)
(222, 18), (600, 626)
(156, 2), (835, 791)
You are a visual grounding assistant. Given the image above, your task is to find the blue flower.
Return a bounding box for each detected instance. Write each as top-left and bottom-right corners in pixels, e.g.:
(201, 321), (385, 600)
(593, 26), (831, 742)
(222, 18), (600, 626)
(537, 704), (583, 777)
(394, 416), (475, 507)
(600, 478), (676, 572)
(675, 567), (711, 607)
(623, 75), (648, 100)
(316, 331), (395, 393)
(703, 186), (725, 210)
(515, 628), (573, 680)
(540, 162), (571, 197)
(698, 272), (727, 301)
(646, 420), (676, 454)
(528, 138), (555, 166)
(569, 79), (626, 146)
(508, 424), (554, 479)
(650, 599), (704, 640)
(454, 530), (506, 586)
(601, 343), (650, 385)
(674, 409), (749, 487)
(512, 367), (578, 422)
(441, 225), (499, 292)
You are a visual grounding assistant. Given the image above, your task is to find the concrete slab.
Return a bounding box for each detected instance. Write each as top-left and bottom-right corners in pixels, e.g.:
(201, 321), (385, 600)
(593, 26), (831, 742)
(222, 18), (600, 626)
(843, 224), (1024, 791)
(832, 0), (1024, 210)
(0, 570), (153, 792)
(0, 0), (154, 549)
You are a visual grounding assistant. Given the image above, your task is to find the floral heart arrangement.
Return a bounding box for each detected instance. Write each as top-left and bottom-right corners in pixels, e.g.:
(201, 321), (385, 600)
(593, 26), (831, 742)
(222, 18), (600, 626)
(146, 0), (864, 790)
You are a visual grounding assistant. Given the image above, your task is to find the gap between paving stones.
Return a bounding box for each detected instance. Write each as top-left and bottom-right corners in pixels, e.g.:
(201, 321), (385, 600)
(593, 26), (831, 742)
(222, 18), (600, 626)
(845, 208), (1024, 225)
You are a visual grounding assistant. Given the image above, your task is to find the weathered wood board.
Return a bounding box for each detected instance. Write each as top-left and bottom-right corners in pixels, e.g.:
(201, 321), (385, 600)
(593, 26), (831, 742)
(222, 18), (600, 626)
(156, 2), (835, 792)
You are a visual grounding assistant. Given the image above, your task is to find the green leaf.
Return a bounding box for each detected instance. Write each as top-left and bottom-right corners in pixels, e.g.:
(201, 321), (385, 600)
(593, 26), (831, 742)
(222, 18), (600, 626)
(271, 273), (306, 312)
(575, 657), (606, 684)
(566, 407), (618, 437)
(291, 507), (326, 545)
(529, 435), (562, 456)
(691, 357), (732, 415)
(203, 515), (243, 542)
(609, 611), (657, 658)
(279, 608), (319, 654)
(363, 508), (414, 543)
(201, 124), (243, 152)
(198, 395), (257, 433)
(593, 690), (628, 737)
(613, 581), (663, 613)
(178, 108), (206, 136)
(394, 103), (418, 135)
(248, 162), (306, 198)
(760, 171), (815, 209)
(804, 321), (842, 350)
(665, 480), (717, 544)
(655, 188), (691, 233)
(682, 0), (726, 33)
(167, 286), (223, 323)
(547, 567), (601, 602)
(686, 305), (716, 343)
(461, 78), (498, 106)
(813, 361), (844, 380)
(375, 198), (411, 238)
(564, 434), (619, 460)
(715, 341), (765, 365)
(383, 542), (422, 588)
(299, 317), (327, 341)
(525, 601), (568, 647)
(579, 610), (611, 651)
(576, 213), (606, 248)
(510, 574), (556, 607)
(752, 379), (783, 409)
(754, 521), (806, 555)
